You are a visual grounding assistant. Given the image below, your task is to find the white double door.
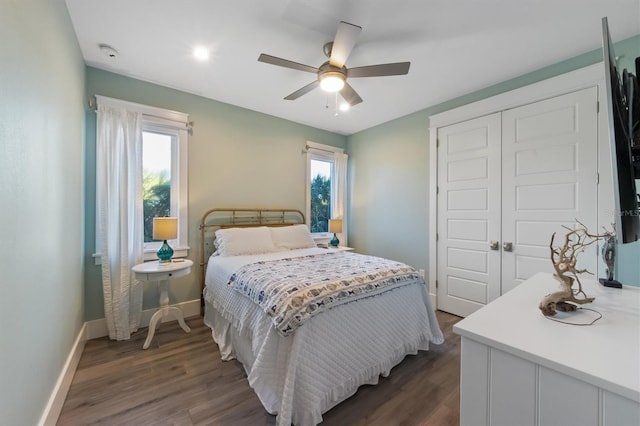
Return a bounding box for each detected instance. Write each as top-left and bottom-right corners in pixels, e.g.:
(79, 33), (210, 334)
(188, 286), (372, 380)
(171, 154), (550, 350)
(436, 87), (599, 317)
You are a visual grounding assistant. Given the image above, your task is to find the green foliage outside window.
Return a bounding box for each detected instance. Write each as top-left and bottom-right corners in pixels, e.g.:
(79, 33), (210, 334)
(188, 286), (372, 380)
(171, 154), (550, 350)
(143, 170), (171, 242)
(310, 174), (331, 233)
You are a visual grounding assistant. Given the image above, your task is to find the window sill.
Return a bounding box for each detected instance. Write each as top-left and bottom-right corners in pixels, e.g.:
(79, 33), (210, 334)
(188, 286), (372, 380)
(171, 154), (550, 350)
(92, 246), (190, 266)
(312, 233), (332, 241)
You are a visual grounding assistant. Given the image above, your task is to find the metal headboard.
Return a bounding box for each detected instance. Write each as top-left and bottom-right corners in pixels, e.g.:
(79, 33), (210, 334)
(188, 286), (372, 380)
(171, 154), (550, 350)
(198, 208), (306, 313)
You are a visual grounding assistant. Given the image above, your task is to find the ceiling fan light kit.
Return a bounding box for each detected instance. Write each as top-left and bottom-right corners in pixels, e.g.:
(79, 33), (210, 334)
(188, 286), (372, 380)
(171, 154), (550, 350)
(258, 21), (410, 107)
(319, 71), (345, 92)
(320, 74), (345, 92)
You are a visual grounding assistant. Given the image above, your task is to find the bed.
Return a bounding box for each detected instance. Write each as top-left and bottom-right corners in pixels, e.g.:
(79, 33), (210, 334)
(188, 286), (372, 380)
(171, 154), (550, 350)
(199, 208), (444, 426)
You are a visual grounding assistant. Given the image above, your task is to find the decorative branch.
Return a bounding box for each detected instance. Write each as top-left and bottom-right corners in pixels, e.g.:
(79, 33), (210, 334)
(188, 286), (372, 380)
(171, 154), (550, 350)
(539, 221), (613, 316)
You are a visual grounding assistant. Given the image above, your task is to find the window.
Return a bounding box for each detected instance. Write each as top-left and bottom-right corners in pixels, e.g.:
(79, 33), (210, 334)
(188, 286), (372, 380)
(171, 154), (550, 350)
(309, 156), (333, 232)
(94, 96), (189, 263)
(143, 131), (172, 242)
(305, 141), (348, 243)
(141, 117), (189, 260)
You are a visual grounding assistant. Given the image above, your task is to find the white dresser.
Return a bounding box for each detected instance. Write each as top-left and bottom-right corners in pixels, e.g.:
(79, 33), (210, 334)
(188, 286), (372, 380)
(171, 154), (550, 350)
(454, 272), (640, 426)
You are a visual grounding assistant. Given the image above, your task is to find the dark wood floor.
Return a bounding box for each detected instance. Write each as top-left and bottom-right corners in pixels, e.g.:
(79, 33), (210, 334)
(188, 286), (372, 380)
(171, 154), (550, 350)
(58, 311), (462, 425)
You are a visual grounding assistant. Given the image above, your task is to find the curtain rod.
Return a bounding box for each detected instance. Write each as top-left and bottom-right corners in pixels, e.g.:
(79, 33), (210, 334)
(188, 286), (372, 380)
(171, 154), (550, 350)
(304, 141), (345, 154)
(88, 97), (194, 132)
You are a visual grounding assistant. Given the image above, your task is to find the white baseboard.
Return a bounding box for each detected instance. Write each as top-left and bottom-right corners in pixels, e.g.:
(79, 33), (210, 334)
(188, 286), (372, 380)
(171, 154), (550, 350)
(38, 323), (87, 426)
(40, 299), (201, 425)
(85, 299), (201, 340)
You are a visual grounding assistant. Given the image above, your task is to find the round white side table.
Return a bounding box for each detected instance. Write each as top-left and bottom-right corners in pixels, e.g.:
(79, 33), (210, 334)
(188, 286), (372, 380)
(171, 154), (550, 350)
(132, 259), (193, 349)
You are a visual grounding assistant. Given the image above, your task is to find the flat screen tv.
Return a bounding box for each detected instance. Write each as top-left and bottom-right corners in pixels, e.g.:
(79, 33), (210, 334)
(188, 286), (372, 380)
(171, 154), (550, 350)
(601, 17), (640, 244)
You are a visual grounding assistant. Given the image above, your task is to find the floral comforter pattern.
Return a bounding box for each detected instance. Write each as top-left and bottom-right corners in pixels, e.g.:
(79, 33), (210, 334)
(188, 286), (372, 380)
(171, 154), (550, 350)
(227, 251), (422, 336)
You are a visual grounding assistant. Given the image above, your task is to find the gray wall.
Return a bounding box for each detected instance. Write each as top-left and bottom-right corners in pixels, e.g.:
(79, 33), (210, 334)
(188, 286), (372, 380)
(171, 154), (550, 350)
(348, 34), (640, 286)
(84, 68), (348, 320)
(0, 0), (86, 424)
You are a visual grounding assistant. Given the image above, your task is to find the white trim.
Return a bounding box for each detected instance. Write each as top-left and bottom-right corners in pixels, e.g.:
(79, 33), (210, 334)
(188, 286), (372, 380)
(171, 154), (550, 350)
(428, 62), (607, 309)
(95, 95), (189, 124)
(38, 299), (201, 425)
(85, 299), (201, 340)
(428, 126), (438, 303)
(142, 247), (189, 262)
(38, 324), (87, 426)
(175, 124), (189, 250)
(93, 248), (190, 265)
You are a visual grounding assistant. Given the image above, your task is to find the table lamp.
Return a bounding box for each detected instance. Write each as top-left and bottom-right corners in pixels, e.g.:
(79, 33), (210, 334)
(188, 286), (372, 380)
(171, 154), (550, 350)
(153, 217), (177, 263)
(329, 219), (342, 248)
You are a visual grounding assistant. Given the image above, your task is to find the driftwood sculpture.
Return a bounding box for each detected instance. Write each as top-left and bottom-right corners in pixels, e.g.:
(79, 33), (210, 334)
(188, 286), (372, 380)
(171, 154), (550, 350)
(539, 222), (612, 316)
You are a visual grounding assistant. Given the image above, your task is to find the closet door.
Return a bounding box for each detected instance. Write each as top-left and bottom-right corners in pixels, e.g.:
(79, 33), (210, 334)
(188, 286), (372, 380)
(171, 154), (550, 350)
(436, 113), (502, 317)
(436, 87), (599, 317)
(500, 87), (599, 293)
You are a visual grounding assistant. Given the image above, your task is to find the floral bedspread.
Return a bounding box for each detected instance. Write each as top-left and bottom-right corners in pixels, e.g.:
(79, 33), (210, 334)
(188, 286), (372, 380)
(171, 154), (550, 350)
(227, 251), (422, 336)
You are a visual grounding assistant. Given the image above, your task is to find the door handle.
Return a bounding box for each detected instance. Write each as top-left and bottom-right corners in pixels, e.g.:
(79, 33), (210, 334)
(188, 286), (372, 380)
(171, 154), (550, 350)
(489, 240), (499, 250)
(503, 242), (513, 252)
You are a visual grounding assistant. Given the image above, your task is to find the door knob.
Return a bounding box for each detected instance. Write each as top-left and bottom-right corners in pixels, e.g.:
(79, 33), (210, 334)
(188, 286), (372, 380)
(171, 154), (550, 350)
(489, 240), (499, 250)
(503, 242), (513, 252)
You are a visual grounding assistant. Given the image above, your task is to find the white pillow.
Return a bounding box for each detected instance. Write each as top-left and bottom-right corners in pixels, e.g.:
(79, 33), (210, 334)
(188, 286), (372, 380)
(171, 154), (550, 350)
(270, 224), (317, 250)
(214, 226), (278, 256)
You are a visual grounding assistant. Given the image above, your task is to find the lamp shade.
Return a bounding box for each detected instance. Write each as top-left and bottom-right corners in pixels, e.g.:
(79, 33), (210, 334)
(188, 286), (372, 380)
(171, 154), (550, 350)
(329, 219), (343, 234)
(153, 217), (177, 240)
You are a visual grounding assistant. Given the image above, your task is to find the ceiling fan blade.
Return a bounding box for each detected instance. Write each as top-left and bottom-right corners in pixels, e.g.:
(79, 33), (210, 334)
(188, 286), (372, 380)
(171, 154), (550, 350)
(284, 81), (320, 100)
(329, 21), (362, 68)
(258, 54), (318, 74)
(340, 82), (363, 106)
(348, 62), (411, 78)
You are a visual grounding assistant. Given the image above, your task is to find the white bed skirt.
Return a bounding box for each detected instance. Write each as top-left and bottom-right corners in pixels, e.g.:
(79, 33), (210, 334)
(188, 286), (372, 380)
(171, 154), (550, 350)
(203, 281), (443, 426)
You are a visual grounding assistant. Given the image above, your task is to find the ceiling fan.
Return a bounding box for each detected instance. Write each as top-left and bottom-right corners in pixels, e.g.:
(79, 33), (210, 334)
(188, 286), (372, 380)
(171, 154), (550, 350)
(258, 21), (411, 107)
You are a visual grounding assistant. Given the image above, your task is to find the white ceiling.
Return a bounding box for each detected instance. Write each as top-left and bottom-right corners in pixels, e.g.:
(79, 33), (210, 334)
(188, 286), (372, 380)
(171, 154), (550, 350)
(64, 0), (640, 136)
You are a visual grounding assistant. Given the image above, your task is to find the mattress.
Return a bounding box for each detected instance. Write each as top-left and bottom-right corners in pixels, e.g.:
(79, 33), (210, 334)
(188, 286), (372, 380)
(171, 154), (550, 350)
(203, 248), (444, 426)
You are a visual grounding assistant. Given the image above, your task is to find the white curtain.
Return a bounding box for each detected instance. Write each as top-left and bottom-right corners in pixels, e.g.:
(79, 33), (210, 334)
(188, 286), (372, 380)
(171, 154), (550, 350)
(332, 152), (348, 246)
(96, 105), (144, 340)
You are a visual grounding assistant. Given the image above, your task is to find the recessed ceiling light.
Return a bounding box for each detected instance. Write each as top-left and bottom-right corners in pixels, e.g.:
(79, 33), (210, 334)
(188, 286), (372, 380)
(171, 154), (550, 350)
(339, 102), (350, 112)
(193, 46), (210, 61)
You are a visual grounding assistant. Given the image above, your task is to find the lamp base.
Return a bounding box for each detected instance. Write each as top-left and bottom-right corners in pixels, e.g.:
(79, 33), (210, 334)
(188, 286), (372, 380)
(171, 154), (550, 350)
(330, 233), (340, 248)
(157, 240), (174, 263)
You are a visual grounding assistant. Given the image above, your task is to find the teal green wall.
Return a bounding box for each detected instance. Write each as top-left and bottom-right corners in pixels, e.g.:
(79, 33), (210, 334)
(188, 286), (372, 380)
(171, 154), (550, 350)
(348, 34), (640, 287)
(84, 68), (347, 320)
(0, 0), (86, 424)
(347, 111), (430, 267)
